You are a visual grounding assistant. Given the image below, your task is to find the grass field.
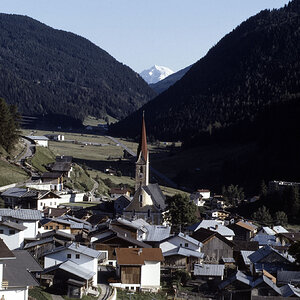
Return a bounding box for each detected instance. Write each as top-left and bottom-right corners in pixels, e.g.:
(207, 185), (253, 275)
(83, 115), (118, 126)
(0, 159), (29, 186)
(65, 164), (94, 192)
(29, 146), (56, 173)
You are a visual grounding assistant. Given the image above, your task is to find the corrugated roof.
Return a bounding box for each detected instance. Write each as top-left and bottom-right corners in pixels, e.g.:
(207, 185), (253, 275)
(144, 225), (171, 242)
(0, 209), (42, 220)
(1, 187), (27, 198)
(163, 247), (204, 259)
(116, 248), (163, 265)
(26, 135), (48, 141)
(221, 257), (235, 263)
(192, 220), (235, 237)
(67, 243), (101, 258)
(194, 264), (225, 277)
(262, 226), (276, 235)
(253, 233), (279, 246)
(59, 260), (95, 280)
(241, 250), (255, 266)
(236, 220), (257, 231)
(272, 226), (288, 234)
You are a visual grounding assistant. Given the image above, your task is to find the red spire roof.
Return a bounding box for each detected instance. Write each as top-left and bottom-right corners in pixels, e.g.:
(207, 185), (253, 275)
(137, 112), (148, 162)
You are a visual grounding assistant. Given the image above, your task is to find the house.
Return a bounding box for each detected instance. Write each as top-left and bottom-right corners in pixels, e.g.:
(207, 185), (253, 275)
(0, 239), (41, 300)
(229, 220), (257, 241)
(207, 209), (230, 221)
(44, 242), (102, 286)
(110, 188), (131, 200)
(252, 233), (281, 248)
(190, 189), (210, 207)
(194, 263), (225, 280)
(1, 187), (37, 208)
(26, 135), (49, 147)
(111, 248), (163, 292)
(41, 172), (64, 191)
(43, 207), (70, 218)
(45, 134), (65, 141)
(188, 220), (235, 240)
(248, 245), (295, 275)
(0, 208), (42, 240)
(0, 219), (27, 249)
(41, 259), (98, 298)
(114, 195), (131, 216)
(123, 115), (166, 225)
(192, 228), (234, 263)
(160, 233), (204, 272)
(277, 270), (300, 286)
(276, 232), (300, 246)
(90, 224), (151, 267)
(49, 161), (72, 178)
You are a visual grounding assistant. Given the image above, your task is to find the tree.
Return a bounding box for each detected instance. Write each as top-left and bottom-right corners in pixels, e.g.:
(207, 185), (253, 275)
(222, 184), (244, 207)
(165, 193), (197, 232)
(274, 211), (288, 226)
(260, 180), (268, 197)
(252, 206), (273, 225)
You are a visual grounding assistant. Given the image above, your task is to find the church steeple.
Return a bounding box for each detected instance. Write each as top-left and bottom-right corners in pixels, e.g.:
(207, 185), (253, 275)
(135, 112), (149, 190)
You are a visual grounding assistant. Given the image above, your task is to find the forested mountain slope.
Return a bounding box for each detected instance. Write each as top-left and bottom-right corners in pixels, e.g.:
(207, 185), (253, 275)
(0, 14), (155, 121)
(110, 0), (300, 141)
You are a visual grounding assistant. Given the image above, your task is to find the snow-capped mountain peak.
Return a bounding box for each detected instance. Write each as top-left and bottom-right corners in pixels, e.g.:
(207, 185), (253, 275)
(140, 65), (174, 84)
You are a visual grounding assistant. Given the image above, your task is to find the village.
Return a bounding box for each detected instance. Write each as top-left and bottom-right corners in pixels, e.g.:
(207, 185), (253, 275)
(0, 116), (299, 300)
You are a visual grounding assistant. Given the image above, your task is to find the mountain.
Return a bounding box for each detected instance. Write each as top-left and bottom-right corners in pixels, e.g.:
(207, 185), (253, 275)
(149, 65), (192, 94)
(0, 14), (155, 122)
(110, 0), (300, 141)
(140, 65), (174, 84)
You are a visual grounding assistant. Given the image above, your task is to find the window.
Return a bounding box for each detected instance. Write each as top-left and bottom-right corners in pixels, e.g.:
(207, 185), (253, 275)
(180, 243), (182, 247)
(54, 202), (56, 205)
(67, 254), (71, 258)
(40, 202), (43, 206)
(63, 225), (66, 229)
(56, 226), (59, 230)
(50, 226), (53, 230)
(50, 202), (52, 206)
(9, 230), (15, 235)
(185, 243), (189, 247)
(0, 230), (3, 234)
(131, 287), (134, 290)
(147, 209), (151, 218)
(139, 195), (143, 208)
(45, 226), (48, 229)
(76, 254), (80, 259)
(109, 262), (113, 266)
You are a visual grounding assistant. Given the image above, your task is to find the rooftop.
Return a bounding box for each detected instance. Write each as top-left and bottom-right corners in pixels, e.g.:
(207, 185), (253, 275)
(194, 263), (225, 277)
(0, 209), (42, 220)
(116, 248), (163, 265)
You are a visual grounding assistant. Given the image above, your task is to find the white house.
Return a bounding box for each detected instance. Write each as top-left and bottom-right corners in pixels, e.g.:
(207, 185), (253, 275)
(111, 248), (164, 292)
(190, 189), (211, 206)
(160, 232), (202, 253)
(44, 243), (101, 286)
(0, 209), (42, 240)
(0, 220), (26, 249)
(26, 135), (49, 147)
(0, 239), (41, 300)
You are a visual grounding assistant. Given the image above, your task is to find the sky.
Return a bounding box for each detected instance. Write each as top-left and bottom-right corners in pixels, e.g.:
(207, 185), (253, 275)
(0, 0), (291, 73)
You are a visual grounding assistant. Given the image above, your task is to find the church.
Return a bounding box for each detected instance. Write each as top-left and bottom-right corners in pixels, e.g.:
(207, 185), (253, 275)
(123, 114), (166, 225)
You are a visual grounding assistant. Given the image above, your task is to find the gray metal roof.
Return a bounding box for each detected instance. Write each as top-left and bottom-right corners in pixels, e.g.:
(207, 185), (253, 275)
(1, 187), (27, 198)
(3, 250), (41, 287)
(144, 225), (171, 242)
(163, 247), (204, 258)
(277, 271), (300, 285)
(67, 243), (101, 258)
(24, 237), (54, 249)
(253, 233), (279, 246)
(1, 220), (27, 231)
(261, 226), (276, 235)
(194, 263), (225, 277)
(240, 250), (254, 266)
(248, 245), (292, 263)
(0, 209), (42, 220)
(272, 225), (288, 234)
(221, 257), (235, 263)
(59, 260), (95, 280)
(193, 220), (235, 237)
(26, 135), (48, 141)
(143, 183), (166, 210)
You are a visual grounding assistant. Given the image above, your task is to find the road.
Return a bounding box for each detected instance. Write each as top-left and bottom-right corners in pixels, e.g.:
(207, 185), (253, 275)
(106, 135), (178, 188)
(17, 138), (35, 163)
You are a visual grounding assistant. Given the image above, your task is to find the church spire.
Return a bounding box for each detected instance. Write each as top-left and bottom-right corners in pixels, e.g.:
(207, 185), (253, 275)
(135, 111), (149, 190)
(137, 111), (148, 163)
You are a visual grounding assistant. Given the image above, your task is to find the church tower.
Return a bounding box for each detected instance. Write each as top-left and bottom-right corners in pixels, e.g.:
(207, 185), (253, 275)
(135, 112), (149, 190)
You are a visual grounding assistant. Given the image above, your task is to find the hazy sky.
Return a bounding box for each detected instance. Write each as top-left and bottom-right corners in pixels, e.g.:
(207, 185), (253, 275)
(0, 0), (290, 73)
